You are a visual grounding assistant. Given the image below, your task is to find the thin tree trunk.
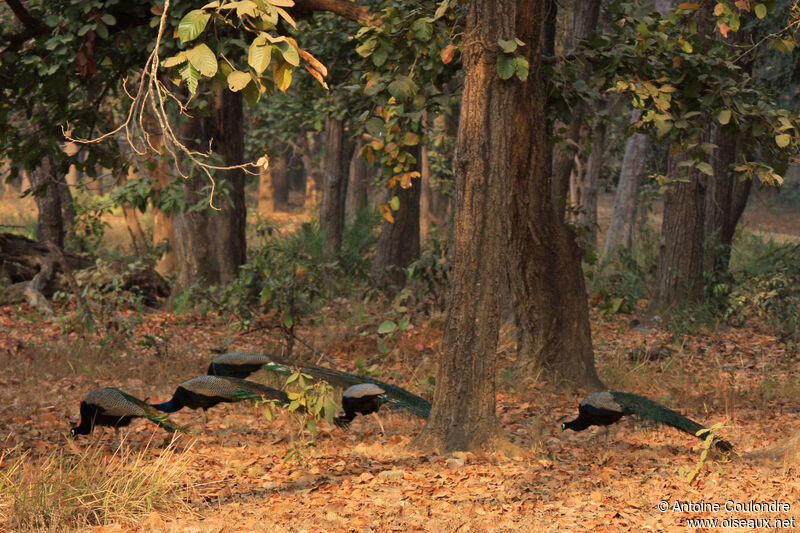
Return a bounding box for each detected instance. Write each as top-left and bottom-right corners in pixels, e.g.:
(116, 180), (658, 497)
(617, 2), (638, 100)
(603, 110), (650, 259)
(346, 139), (369, 218)
(550, 0), (602, 215)
(29, 154), (65, 248)
(258, 163), (276, 215)
(414, 0), (515, 454)
(320, 116), (354, 258)
(419, 142), (433, 241)
(580, 121), (606, 248)
(152, 156), (176, 276)
(507, 0), (603, 390)
(118, 169), (148, 254)
(370, 147), (421, 289)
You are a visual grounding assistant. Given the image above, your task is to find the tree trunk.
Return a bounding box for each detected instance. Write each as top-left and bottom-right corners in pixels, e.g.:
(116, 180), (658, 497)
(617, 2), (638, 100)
(550, 0), (602, 215)
(703, 124), (737, 274)
(319, 116), (354, 258)
(649, 151), (707, 314)
(258, 164), (276, 216)
(346, 139), (369, 218)
(507, 0), (603, 390)
(579, 121), (606, 248)
(119, 169), (148, 255)
(370, 147), (421, 289)
(419, 141), (433, 242)
(603, 110), (650, 259)
(29, 154), (65, 248)
(152, 156), (176, 276)
(174, 88), (247, 291)
(272, 144), (291, 208)
(413, 0), (515, 454)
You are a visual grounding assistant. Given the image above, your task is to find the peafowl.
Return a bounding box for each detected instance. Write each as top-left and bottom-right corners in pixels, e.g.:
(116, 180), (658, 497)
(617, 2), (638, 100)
(268, 358), (431, 420)
(561, 391), (733, 452)
(207, 352), (288, 379)
(333, 383), (390, 432)
(151, 375), (290, 420)
(71, 388), (189, 436)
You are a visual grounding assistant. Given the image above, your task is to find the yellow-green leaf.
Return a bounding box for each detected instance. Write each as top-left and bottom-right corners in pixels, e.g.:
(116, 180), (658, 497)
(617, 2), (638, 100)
(717, 109), (731, 125)
(186, 43), (218, 77)
(248, 37), (272, 74)
(273, 61), (292, 91)
(754, 3), (767, 19)
(227, 70), (252, 92)
(162, 52), (187, 68)
(775, 133), (791, 148)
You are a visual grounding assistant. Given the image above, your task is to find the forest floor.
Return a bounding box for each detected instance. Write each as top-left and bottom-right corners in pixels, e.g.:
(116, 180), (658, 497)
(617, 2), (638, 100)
(2, 191), (800, 532)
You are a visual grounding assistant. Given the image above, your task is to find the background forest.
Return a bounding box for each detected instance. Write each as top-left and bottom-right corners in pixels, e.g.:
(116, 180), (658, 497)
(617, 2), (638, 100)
(3, 0), (800, 531)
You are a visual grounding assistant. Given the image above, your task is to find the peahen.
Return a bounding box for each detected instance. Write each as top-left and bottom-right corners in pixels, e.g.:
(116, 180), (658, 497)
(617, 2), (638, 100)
(71, 388), (189, 436)
(561, 391), (733, 452)
(207, 352), (289, 379)
(151, 376), (290, 419)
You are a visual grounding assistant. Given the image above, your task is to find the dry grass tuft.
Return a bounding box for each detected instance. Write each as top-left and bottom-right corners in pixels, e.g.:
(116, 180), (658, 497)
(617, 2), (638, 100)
(0, 434), (193, 531)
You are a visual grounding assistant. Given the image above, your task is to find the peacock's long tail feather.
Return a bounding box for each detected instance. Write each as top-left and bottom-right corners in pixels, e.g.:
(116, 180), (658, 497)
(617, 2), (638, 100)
(221, 376), (291, 405)
(116, 389), (191, 433)
(268, 357), (431, 418)
(610, 392), (732, 452)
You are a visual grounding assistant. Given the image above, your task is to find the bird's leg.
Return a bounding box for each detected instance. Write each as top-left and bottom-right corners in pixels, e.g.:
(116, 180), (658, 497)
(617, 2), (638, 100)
(371, 412), (386, 436)
(203, 409), (209, 425)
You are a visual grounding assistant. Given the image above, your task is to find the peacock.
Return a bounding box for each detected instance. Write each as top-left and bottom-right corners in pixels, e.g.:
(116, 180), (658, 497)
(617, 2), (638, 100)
(151, 376), (290, 419)
(207, 352), (289, 379)
(334, 383), (392, 432)
(207, 352), (431, 422)
(71, 387), (189, 436)
(561, 391), (733, 452)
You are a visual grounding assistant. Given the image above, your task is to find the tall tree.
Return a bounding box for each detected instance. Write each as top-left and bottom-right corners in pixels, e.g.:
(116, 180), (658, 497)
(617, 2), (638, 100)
(414, 0), (515, 453)
(506, 0), (603, 389)
(319, 116), (355, 258)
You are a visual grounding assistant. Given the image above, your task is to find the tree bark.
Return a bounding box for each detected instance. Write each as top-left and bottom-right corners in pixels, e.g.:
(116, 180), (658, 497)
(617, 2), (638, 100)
(346, 139), (369, 218)
(550, 0), (602, 215)
(258, 163), (276, 216)
(174, 88), (247, 291)
(413, 0), (515, 454)
(419, 141), (433, 241)
(319, 116), (354, 258)
(272, 144), (291, 208)
(118, 169), (148, 255)
(507, 0), (603, 390)
(579, 121), (606, 248)
(29, 154), (65, 248)
(603, 110), (650, 259)
(649, 151), (707, 314)
(370, 147), (421, 289)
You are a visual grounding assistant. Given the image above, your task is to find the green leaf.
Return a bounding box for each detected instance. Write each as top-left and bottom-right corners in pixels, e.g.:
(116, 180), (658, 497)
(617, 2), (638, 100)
(696, 162), (714, 176)
(186, 43), (218, 77)
(775, 133), (791, 148)
(179, 63), (201, 95)
(282, 308), (293, 329)
(514, 56), (529, 81)
(387, 76), (415, 100)
(653, 117), (672, 137)
(100, 14), (116, 26)
(364, 117), (384, 137)
(277, 41), (299, 67)
(412, 19), (433, 42)
(717, 109), (731, 125)
(378, 320), (397, 334)
(248, 37), (272, 74)
(497, 54), (515, 80)
(754, 3), (767, 19)
(372, 45), (388, 67)
(497, 39), (518, 53)
(227, 70), (252, 92)
(273, 61), (292, 91)
(177, 10), (210, 44)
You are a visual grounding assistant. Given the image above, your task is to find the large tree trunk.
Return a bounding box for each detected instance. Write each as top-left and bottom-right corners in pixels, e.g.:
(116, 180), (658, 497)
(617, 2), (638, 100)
(413, 0), (515, 454)
(370, 148), (421, 289)
(29, 154), (66, 248)
(319, 116), (354, 258)
(603, 110), (650, 259)
(550, 0), (602, 215)
(649, 151), (707, 314)
(174, 88), (247, 291)
(507, 0), (603, 390)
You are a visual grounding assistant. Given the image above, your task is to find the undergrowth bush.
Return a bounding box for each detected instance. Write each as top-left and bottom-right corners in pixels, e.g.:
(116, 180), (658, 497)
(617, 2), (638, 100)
(726, 235), (800, 349)
(0, 437), (190, 530)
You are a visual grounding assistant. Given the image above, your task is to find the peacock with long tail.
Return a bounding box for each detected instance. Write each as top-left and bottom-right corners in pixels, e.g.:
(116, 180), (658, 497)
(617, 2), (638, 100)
(207, 352), (431, 422)
(207, 352), (289, 379)
(151, 375), (290, 419)
(561, 391), (733, 452)
(71, 388), (189, 436)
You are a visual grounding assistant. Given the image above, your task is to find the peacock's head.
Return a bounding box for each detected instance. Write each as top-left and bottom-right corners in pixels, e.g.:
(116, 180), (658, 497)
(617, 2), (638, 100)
(558, 415), (569, 431)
